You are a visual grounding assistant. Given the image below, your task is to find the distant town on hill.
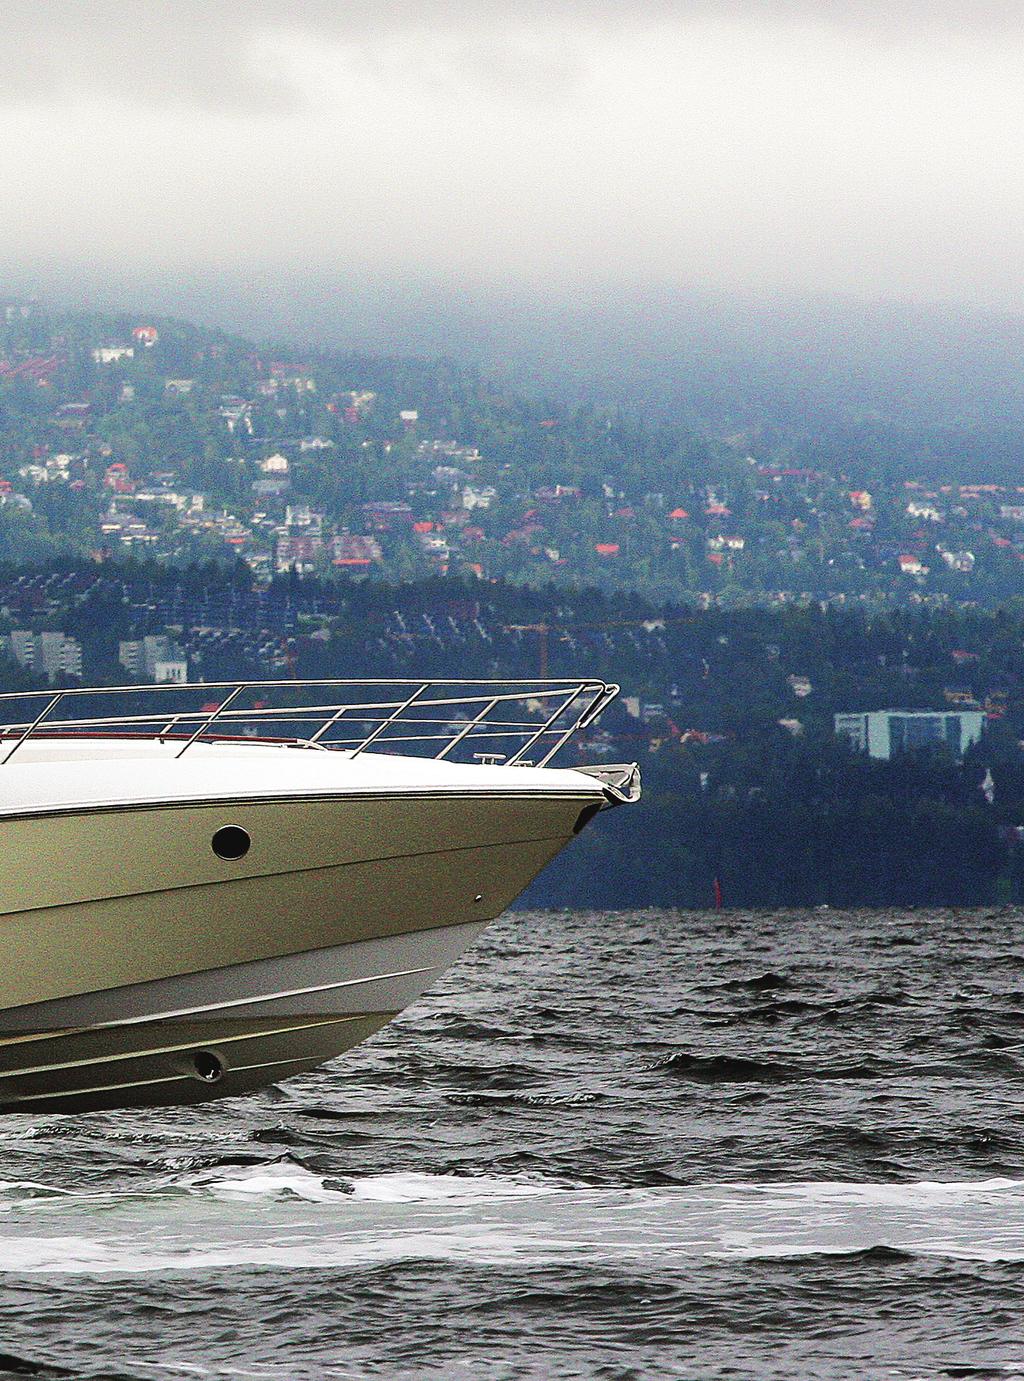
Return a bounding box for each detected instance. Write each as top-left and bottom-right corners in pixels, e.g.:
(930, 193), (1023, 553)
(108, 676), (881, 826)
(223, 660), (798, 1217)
(3, 297), (1024, 608)
(6, 296), (1024, 906)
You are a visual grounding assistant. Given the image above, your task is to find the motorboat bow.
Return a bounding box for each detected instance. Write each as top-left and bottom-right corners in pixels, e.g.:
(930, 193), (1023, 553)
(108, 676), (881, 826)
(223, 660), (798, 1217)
(0, 677), (639, 1111)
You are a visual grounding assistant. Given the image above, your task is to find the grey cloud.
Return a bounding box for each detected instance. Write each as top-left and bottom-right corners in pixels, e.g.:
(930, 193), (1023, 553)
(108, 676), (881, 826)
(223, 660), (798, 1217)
(0, 3), (305, 112)
(1, 0), (1023, 317)
(0, 1), (593, 111)
(0, 2), (1020, 114)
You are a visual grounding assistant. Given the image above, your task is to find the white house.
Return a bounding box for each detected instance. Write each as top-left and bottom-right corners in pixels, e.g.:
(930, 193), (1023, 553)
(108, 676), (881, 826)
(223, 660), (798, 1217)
(462, 484), (497, 511)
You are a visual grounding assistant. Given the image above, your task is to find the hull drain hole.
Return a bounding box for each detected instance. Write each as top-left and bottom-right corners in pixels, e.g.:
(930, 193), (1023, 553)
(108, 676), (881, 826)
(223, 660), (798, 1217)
(193, 1050), (224, 1083)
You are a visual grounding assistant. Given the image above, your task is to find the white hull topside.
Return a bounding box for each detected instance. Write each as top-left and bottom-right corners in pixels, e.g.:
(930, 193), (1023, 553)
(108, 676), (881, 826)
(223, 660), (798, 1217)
(0, 737), (638, 1112)
(0, 734), (618, 818)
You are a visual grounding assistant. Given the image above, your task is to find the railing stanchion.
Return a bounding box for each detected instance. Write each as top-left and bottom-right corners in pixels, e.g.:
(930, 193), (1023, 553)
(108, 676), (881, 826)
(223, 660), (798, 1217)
(307, 704), (351, 745)
(436, 695), (500, 760)
(535, 683), (617, 767)
(507, 682), (590, 766)
(174, 683), (251, 760)
(1, 692), (64, 765)
(350, 683), (430, 758)
(159, 714), (181, 742)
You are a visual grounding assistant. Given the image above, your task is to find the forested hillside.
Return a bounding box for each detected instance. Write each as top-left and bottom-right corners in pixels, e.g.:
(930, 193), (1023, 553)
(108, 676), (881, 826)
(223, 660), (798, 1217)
(0, 556), (1021, 907)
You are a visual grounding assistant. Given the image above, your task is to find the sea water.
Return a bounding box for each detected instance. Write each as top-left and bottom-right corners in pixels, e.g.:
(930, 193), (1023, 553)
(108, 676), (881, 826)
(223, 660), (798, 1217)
(1, 908), (1024, 1378)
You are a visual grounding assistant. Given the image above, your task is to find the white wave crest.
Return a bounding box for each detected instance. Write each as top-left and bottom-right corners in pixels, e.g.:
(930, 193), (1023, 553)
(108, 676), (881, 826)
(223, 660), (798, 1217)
(348, 1172), (562, 1203)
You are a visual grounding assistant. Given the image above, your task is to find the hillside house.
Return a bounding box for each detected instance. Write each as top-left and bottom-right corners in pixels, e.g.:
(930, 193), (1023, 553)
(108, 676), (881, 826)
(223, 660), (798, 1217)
(362, 502), (413, 531)
(332, 533), (382, 567)
(333, 390), (376, 421)
(940, 549), (975, 572)
(462, 485), (497, 511)
(898, 554), (928, 575)
(536, 485), (581, 502)
(54, 401), (90, 428)
(275, 532), (323, 574)
(104, 463), (134, 494)
(269, 365), (316, 392)
(906, 501), (943, 522)
(284, 505), (321, 529)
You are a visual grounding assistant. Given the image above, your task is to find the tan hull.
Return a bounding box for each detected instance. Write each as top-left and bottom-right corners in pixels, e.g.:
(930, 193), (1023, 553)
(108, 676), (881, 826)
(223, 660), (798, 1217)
(0, 790), (595, 1112)
(0, 1013), (394, 1114)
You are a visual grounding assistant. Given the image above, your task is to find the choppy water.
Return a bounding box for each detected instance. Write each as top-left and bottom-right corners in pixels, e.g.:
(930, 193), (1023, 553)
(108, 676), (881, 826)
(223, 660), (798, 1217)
(4, 908), (1024, 1378)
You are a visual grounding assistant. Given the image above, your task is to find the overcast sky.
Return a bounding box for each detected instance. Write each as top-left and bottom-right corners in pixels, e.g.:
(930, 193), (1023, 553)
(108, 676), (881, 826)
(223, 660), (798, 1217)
(3, 2), (1024, 322)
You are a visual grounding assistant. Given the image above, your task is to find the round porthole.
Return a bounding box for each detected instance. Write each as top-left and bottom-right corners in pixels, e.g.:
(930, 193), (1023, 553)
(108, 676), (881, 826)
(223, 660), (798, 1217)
(212, 825), (250, 861)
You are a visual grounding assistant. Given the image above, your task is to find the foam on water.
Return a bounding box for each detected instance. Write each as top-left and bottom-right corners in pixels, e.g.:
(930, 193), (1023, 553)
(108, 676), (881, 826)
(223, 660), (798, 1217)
(347, 1171), (565, 1202)
(192, 1164), (564, 1204)
(191, 1164), (352, 1203)
(2, 1168), (1024, 1275)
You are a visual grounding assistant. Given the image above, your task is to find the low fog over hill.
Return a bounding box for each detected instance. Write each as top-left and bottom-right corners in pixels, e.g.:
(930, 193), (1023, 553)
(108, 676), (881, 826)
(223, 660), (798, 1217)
(16, 269), (1024, 442)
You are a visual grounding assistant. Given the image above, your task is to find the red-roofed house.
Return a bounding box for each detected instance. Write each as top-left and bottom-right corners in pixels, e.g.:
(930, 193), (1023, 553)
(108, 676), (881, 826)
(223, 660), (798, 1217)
(332, 533), (383, 567)
(104, 462), (134, 495)
(898, 554), (928, 574)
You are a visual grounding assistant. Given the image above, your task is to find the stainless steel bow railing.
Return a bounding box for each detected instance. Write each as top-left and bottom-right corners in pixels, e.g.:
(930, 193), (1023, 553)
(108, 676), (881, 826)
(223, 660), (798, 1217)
(0, 678), (620, 768)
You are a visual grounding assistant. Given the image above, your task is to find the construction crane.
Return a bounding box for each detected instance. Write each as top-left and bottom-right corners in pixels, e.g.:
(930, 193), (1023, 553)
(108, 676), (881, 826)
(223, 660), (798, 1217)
(505, 623), (551, 677)
(504, 615), (683, 679)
